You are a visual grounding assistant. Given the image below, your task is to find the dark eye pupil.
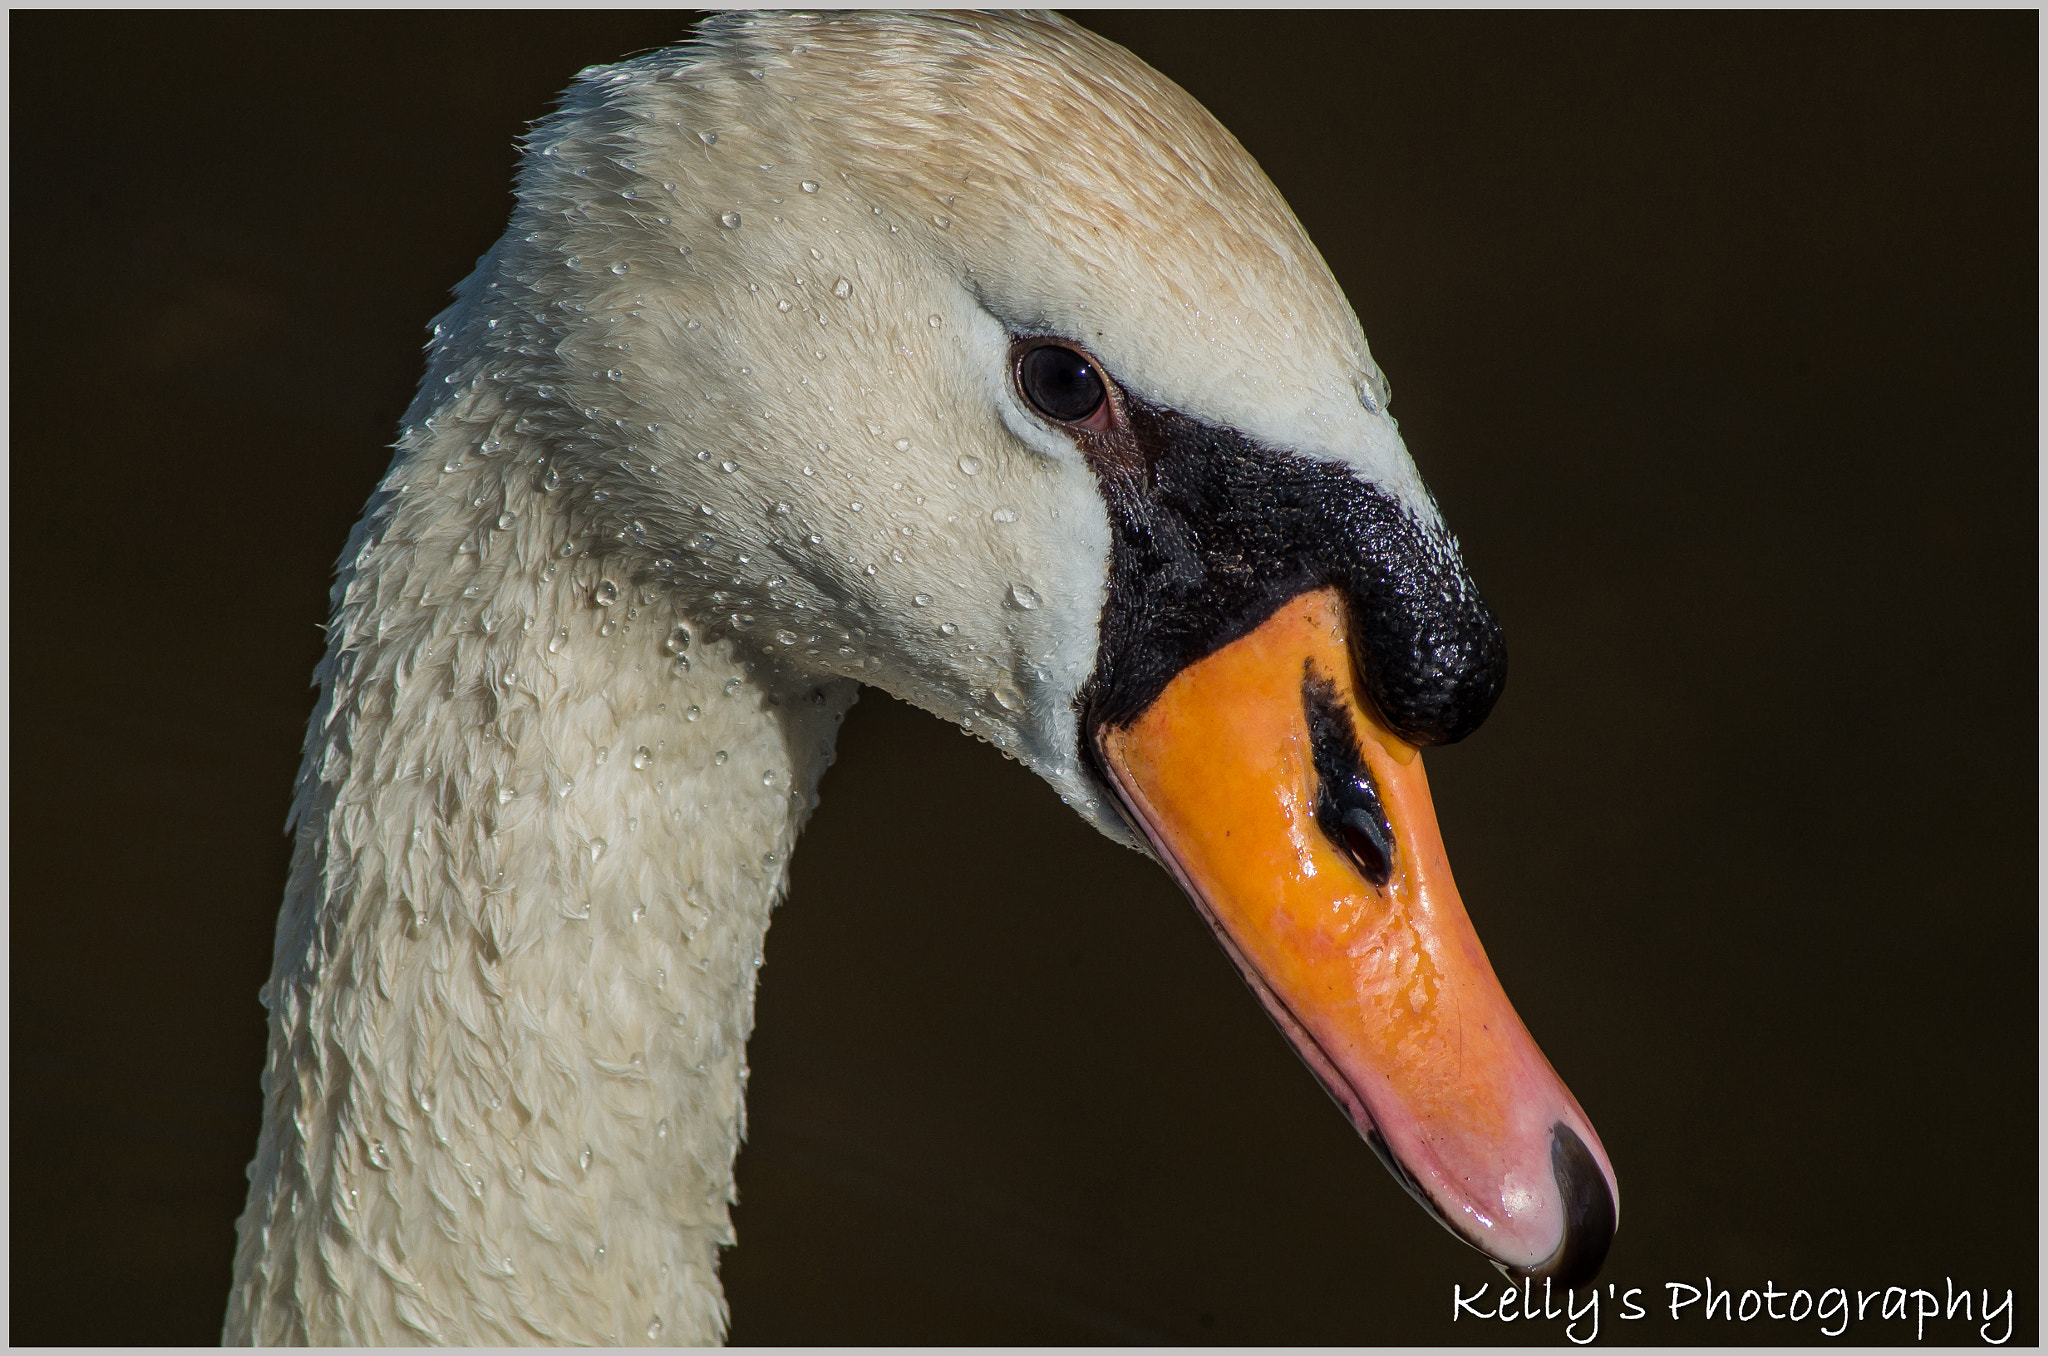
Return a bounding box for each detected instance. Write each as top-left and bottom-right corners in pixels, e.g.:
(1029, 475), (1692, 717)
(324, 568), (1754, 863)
(1020, 345), (1106, 423)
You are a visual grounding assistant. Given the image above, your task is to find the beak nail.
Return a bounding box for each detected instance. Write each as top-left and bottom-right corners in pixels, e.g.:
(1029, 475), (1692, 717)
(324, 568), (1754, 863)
(1507, 1122), (1617, 1291)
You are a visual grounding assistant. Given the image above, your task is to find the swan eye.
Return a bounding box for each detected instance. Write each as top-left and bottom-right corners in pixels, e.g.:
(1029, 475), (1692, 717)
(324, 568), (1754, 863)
(1018, 344), (1107, 424)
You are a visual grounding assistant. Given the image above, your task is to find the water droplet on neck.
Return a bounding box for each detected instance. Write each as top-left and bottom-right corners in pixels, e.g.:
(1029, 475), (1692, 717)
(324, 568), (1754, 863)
(595, 580), (620, 606)
(634, 746), (654, 770)
(665, 625), (692, 655)
(580, 1145), (594, 1171)
(1007, 583), (1042, 610)
(957, 455), (982, 475)
(913, 593), (932, 607)
(940, 622), (959, 636)
(699, 131), (718, 146)
(800, 180), (818, 193)
(714, 750), (729, 766)
(719, 211), (742, 229)
(647, 1316), (665, 1340)
(832, 278), (852, 299)
(992, 507), (1018, 523)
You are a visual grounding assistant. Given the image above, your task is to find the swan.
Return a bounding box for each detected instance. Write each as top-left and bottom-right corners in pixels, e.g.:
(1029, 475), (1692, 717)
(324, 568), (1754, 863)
(225, 12), (1617, 1344)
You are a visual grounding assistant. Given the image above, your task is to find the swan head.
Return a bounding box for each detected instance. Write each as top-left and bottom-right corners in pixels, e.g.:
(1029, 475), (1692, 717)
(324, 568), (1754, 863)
(414, 11), (1614, 1287)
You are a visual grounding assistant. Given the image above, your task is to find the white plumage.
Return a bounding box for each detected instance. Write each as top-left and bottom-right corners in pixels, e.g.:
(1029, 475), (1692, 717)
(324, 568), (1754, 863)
(226, 12), (1429, 1344)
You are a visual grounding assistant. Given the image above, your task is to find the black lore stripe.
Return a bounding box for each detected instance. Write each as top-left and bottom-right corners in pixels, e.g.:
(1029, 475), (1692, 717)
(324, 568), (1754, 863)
(1076, 396), (1508, 745)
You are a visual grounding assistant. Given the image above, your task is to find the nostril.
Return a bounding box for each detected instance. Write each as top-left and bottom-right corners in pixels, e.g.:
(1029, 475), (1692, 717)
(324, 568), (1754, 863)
(1301, 660), (1395, 887)
(1338, 807), (1393, 885)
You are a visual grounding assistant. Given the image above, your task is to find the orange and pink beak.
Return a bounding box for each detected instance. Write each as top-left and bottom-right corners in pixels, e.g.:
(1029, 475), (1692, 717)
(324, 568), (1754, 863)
(1094, 588), (1617, 1284)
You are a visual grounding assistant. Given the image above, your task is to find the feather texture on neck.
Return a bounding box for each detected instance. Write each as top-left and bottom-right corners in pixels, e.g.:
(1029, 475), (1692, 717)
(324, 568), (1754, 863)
(225, 391), (857, 1342)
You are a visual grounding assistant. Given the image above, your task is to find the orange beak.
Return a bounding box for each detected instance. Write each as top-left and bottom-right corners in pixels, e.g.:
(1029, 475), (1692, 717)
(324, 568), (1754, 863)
(1095, 587), (1617, 1283)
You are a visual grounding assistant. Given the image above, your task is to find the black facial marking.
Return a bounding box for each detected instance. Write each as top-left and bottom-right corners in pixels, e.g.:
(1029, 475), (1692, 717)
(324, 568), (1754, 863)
(1078, 396), (1506, 747)
(1303, 663), (1395, 887)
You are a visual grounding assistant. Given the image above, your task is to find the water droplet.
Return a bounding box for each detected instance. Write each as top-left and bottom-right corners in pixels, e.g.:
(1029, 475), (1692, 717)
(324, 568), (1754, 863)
(724, 678), (743, 696)
(611, 261), (630, 274)
(648, 1316), (665, 1340)
(800, 179), (819, 193)
(940, 622), (959, 636)
(497, 511), (516, 530)
(719, 211), (742, 229)
(832, 278), (852, 299)
(686, 705), (701, 721)
(655, 967), (666, 990)
(596, 746), (611, 766)
(762, 769), (777, 786)
(992, 507), (1018, 523)
(589, 838), (608, 862)
(721, 460), (739, 473)
(928, 314), (942, 328)
(714, 750), (729, 766)
(913, 593), (932, 606)
(606, 368), (623, 381)
(634, 746), (653, 769)
(580, 1146), (594, 1171)
(850, 501), (863, 512)
(775, 629), (798, 646)
(931, 215), (951, 229)
(565, 256), (582, 270)
(777, 299), (792, 312)
(699, 131), (718, 145)
(558, 777), (576, 797)
(665, 625), (692, 655)
(731, 613), (756, 630)
(1007, 583), (1042, 610)
(542, 466), (562, 492)
(631, 903), (646, 924)
(595, 579), (620, 606)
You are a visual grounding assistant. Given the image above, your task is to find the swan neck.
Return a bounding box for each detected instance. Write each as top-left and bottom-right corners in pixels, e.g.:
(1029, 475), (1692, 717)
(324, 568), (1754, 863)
(225, 418), (856, 1345)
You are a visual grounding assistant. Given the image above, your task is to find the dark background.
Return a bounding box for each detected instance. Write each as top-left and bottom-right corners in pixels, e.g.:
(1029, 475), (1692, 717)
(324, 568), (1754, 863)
(10, 12), (2035, 1346)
